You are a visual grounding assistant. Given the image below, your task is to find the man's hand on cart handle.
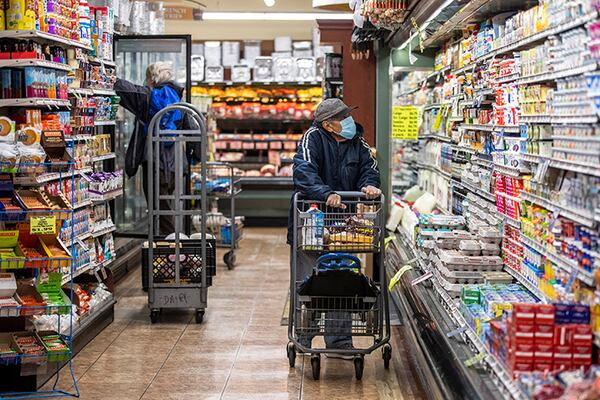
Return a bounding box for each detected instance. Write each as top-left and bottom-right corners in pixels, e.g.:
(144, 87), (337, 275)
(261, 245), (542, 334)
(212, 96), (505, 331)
(361, 185), (381, 199)
(326, 193), (347, 209)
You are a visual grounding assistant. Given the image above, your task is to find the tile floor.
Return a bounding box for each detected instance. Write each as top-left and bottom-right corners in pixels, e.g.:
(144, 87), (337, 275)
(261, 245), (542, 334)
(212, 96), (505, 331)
(50, 228), (427, 400)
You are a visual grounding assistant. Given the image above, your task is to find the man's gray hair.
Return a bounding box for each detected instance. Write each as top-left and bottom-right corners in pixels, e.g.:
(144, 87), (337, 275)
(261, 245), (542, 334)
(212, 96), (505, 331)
(146, 62), (174, 86)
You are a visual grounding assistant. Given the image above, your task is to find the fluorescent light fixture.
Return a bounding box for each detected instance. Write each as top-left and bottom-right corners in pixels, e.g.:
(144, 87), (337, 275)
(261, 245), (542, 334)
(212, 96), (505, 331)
(264, 0), (276, 6)
(201, 12), (352, 21)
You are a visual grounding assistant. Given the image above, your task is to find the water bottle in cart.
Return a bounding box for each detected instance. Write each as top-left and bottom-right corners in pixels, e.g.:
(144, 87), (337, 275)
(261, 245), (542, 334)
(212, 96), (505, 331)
(303, 203), (324, 250)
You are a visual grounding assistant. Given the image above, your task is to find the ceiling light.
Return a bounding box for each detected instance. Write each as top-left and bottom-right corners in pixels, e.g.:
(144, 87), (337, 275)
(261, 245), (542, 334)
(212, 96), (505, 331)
(201, 12), (352, 21)
(264, 0), (276, 6)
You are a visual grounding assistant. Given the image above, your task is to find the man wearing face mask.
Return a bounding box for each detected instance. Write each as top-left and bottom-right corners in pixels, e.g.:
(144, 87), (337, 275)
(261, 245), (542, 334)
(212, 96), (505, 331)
(288, 98), (381, 355)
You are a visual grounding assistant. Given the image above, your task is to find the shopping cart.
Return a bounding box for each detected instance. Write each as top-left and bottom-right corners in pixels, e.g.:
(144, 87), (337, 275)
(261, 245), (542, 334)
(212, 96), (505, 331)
(287, 191), (391, 380)
(146, 102), (211, 324)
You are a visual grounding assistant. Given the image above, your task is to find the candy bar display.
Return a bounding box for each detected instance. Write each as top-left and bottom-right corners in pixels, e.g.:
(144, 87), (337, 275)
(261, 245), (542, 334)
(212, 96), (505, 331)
(84, 170), (123, 197)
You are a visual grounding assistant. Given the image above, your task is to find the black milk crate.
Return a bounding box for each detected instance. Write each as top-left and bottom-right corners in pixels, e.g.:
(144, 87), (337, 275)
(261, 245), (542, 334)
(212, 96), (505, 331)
(142, 238), (216, 290)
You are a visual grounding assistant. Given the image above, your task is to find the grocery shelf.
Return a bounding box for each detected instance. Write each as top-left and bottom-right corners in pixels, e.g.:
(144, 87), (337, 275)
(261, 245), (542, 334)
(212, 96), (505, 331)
(519, 191), (596, 228)
(493, 164), (525, 178)
(90, 189), (124, 202)
(496, 191), (521, 203)
(67, 134), (94, 141)
(423, 103), (444, 111)
(420, 134), (452, 142)
(92, 88), (117, 96)
(62, 262), (92, 285)
(92, 153), (117, 162)
(548, 158), (600, 178)
(94, 120), (117, 127)
(64, 232), (92, 247)
(521, 153), (547, 164)
(390, 233), (527, 400)
(520, 234), (595, 286)
(0, 58), (73, 71)
(455, 11), (598, 73)
(458, 180), (496, 203)
(73, 199), (92, 209)
(504, 266), (550, 303)
(14, 170), (85, 185)
(0, 98), (71, 108)
(497, 212), (521, 229)
(88, 57), (117, 67)
(0, 30), (92, 50)
(91, 224), (117, 238)
(516, 62), (598, 85)
(194, 80), (321, 87)
(72, 297), (116, 339)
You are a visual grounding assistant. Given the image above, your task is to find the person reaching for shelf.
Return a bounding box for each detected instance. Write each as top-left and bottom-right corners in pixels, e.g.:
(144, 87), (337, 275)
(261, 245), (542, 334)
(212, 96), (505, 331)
(114, 62), (200, 235)
(288, 97), (381, 357)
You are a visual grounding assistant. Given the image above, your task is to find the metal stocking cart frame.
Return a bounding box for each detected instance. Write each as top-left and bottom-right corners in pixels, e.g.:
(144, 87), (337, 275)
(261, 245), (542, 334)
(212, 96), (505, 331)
(147, 102), (210, 324)
(287, 192), (391, 380)
(206, 161), (242, 270)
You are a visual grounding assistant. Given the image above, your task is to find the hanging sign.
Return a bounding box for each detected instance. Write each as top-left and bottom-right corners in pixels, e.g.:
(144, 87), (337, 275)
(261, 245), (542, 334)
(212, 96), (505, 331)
(30, 216), (56, 235)
(392, 106), (419, 140)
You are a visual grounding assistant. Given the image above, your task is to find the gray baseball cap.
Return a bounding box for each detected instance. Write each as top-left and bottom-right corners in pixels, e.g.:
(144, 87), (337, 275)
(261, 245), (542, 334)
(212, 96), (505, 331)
(314, 98), (357, 122)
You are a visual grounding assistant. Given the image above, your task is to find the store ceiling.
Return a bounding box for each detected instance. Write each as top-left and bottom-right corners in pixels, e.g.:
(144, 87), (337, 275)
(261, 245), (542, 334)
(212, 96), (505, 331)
(161, 0), (324, 12)
(161, 0), (348, 40)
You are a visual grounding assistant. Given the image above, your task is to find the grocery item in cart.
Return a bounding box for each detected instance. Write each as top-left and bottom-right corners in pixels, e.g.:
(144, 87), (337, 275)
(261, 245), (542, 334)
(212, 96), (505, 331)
(302, 204), (324, 250)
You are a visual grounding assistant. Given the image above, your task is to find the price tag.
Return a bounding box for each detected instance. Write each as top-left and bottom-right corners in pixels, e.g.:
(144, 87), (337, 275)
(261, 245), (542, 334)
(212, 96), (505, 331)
(464, 353), (486, 367)
(30, 216), (56, 235)
(388, 265), (413, 292)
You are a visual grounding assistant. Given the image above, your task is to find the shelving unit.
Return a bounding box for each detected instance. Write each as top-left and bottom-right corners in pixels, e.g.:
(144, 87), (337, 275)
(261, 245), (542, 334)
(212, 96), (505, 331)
(0, 7), (121, 396)
(390, 2), (600, 397)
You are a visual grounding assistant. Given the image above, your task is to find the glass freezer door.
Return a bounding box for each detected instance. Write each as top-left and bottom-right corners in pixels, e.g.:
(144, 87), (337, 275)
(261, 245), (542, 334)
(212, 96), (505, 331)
(113, 35), (191, 237)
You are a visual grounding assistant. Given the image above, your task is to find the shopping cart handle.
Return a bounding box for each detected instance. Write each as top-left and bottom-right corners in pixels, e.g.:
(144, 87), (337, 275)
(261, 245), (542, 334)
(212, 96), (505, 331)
(335, 191), (368, 198)
(316, 253), (362, 271)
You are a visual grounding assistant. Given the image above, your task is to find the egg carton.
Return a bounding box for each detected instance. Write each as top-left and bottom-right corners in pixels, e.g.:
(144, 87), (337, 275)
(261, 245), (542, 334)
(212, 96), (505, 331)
(459, 240), (482, 256)
(478, 226), (503, 245)
(436, 263), (486, 284)
(434, 230), (473, 249)
(432, 268), (463, 298)
(431, 252), (500, 272)
(482, 271), (513, 284)
(418, 215), (466, 230)
(438, 249), (504, 271)
(479, 241), (501, 256)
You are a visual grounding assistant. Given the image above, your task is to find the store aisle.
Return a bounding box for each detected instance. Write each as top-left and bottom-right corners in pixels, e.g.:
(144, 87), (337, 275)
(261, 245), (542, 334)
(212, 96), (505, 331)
(57, 228), (426, 400)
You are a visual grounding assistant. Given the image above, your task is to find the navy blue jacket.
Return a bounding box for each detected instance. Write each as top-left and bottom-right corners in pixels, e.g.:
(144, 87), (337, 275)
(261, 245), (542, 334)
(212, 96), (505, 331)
(287, 123), (380, 244)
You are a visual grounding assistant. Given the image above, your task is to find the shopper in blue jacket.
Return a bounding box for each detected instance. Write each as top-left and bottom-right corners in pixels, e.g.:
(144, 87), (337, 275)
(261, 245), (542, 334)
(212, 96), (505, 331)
(289, 98), (381, 355)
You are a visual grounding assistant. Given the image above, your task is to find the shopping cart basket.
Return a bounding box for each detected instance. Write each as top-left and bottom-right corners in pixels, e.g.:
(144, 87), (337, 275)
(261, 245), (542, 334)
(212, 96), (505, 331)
(287, 191), (391, 380)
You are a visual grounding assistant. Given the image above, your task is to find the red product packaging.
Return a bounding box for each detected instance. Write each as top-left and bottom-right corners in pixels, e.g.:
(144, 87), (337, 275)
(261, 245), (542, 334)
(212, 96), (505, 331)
(534, 344), (553, 363)
(553, 345), (572, 364)
(570, 325), (592, 346)
(533, 362), (553, 373)
(554, 325), (571, 346)
(572, 345), (592, 357)
(535, 304), (555, 325)
(535, 325), (554, 345)
(513, 303), (536, 325)
(553, 361), (573, 372)
(512, 343), (535, 363)
(509, 361), (532, 378)
(512, 324), (535, 343)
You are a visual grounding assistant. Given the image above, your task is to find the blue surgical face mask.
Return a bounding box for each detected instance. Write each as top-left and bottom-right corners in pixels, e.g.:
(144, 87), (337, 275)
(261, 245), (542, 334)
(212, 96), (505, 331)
(339, 116), (357, 139)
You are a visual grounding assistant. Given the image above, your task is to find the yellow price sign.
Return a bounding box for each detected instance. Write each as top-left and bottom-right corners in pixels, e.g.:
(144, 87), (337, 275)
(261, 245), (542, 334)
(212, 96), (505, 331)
(30, 216), (57, 235)
(392, 106), (419, 140)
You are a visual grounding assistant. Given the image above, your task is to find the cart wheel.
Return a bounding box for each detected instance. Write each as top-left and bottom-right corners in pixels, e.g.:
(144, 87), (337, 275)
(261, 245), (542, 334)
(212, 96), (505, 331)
(354, 356), (364, 380)
(195, 310), (205, 324)
(224, 251), (236, 270)
(150, 310), (159, 324)
(311, 355), (320, 380)
(382, 344), (392, 369)
(287, 342), (296, 368)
